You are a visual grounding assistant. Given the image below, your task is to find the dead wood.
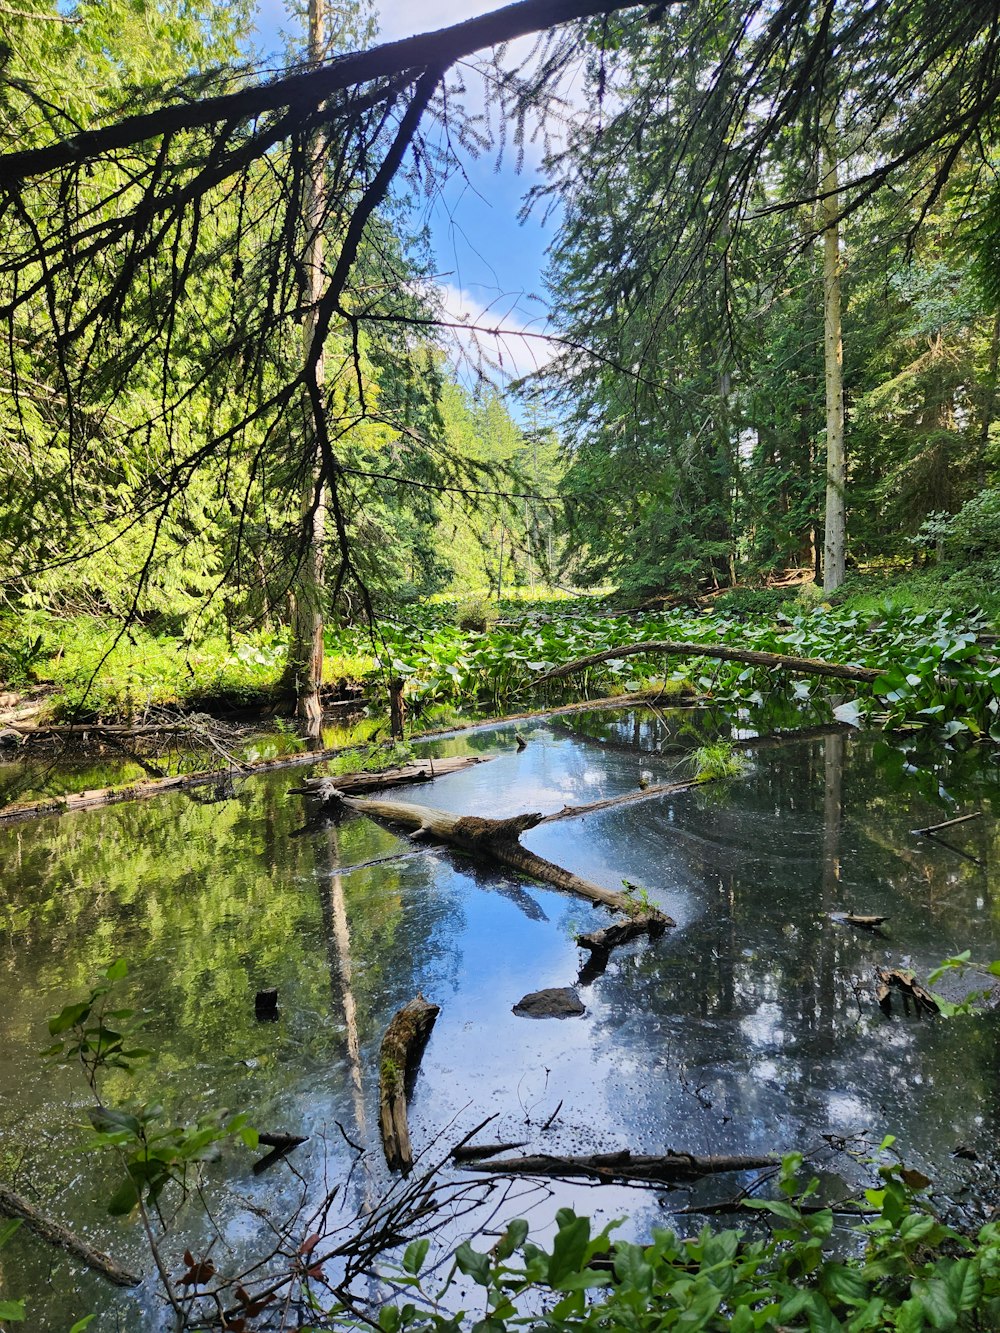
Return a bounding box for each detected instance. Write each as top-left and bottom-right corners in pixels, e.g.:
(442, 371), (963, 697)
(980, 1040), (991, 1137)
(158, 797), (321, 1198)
(577, 914), (666, 959)
(914, 811), (982, 837)
(379, 995), (440, 1173)
(253, 1131), (308, 1175)
(451, 1141), (528, 1162)
(330, 790), (671, 918)
(875, 968), (939, 1017)
(829, 912), (888, 931)
(536, 641), (881, 686)
(294, 755), (492, 799)
(0, 738), (406, 826)
(462, 1149), (778, 1184)
(412, 691), (694, 744)
(0, 1182), (140, 1287)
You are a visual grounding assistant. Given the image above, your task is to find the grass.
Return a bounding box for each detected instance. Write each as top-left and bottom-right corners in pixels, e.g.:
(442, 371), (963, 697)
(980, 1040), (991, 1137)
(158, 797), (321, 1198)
(691, 741), (750, 780)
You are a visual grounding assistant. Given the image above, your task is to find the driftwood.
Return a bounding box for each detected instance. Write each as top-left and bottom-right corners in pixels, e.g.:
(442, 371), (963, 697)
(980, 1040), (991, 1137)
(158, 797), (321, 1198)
(0, 1182), (140, 1287)
(829, 912), (888, 932)
(294, 755), (493, 800)
(0, 738), (413, 826)
(330, 791), (672, 918)
(876, 968), (939, 1017)
(536, 641), (881, 686)
(914, 811), (982, 837)
(463, 1149), (778, 1184)
(379, 995), (440, 1173)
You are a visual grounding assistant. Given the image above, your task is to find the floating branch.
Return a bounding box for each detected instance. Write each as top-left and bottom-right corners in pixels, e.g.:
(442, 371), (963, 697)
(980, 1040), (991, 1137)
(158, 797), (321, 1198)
(0, 1182), (140, 1287)
(379, 995), (440, 1173)
(462, 1149), (778, 1184)
(913, 811), (982, 836)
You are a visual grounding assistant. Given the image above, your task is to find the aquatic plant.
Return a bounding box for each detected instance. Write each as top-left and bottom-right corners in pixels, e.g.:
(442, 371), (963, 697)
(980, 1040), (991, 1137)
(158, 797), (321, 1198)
(691, 741), (750, 780)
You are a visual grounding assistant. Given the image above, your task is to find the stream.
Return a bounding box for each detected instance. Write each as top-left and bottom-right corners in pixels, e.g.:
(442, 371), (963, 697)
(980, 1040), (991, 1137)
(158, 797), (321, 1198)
(0, 704), (998, 1329)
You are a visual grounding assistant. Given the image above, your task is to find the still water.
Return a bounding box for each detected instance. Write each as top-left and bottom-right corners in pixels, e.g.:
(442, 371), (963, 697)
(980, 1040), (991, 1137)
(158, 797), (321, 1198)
(0, 707), (997, 1328)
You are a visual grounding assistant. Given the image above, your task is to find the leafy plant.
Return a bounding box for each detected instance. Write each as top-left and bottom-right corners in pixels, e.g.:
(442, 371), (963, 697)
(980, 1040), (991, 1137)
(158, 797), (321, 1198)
(373, 1153), (1000, 1333)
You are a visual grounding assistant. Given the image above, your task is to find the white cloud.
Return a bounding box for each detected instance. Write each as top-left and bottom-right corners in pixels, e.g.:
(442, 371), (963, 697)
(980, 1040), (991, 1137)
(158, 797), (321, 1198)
(436, 281), (559, 385)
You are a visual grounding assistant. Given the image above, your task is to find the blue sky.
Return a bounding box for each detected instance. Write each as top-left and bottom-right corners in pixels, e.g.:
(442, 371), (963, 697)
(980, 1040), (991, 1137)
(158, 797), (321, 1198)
(250, 0), (566, 382)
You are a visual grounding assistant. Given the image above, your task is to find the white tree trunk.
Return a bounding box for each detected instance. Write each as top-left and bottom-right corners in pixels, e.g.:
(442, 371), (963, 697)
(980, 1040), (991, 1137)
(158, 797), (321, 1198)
(289, 0), (327, 732)
(821, 106), (846, 593)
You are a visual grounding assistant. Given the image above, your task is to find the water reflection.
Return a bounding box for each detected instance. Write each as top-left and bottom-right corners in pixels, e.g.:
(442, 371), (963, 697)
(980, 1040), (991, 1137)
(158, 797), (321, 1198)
(0, 708), (997, 1327)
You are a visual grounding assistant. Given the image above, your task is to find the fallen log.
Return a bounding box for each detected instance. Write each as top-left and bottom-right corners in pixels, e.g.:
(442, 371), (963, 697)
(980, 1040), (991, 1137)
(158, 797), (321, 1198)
(11, 722), (194, 737)
(0, 738), (406, 826)
(829, 912), (887, 931)
(535, 641), (882, 686)
(293, 754), (492, 799)
(330, 791), (671, 919)
(463, 1149), (778, 1184)
(379, 995), (440, 1173)
(0, 1182), (140, 1287)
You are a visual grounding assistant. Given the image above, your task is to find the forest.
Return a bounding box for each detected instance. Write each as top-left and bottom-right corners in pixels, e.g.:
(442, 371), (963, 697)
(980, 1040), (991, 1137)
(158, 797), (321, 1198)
(0, 0), (1000, 1330)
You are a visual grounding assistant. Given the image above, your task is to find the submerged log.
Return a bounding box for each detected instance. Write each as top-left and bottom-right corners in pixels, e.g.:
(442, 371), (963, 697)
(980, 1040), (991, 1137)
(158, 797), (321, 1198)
(577, 914), (667, 978)
(463, 1149), (777, 1184)
(537, 641), (881, 686)
(0, 1182), (140, 1287)
(294, 754), (492, 800)
(379, 995), (440, 1173)
(331, 791), (671, 918)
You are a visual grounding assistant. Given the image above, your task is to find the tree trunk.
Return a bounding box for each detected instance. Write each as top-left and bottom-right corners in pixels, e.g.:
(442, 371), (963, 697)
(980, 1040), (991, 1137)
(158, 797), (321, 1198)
(820, 100), (846, 593)
(287, 0), (328, 735)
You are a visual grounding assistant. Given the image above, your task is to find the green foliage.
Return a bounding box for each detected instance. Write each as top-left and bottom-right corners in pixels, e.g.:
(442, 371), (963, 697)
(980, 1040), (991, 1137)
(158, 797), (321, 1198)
(45, 962), (257, 1218)
(328, 597), (1000, 739)
(691, 741), (749, 781)
(0, 1219), (24, 1326)
(373, 1154), (1000, 1333)
(713, 587), (797, 618)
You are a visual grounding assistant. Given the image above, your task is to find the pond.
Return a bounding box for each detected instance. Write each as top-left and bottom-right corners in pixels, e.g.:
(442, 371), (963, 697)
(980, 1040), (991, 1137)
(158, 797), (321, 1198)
(0, 705), (998, 1329)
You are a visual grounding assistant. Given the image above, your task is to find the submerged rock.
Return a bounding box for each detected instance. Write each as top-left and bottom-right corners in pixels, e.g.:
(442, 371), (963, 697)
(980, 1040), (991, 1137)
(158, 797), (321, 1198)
(513, 987), (585, 1019)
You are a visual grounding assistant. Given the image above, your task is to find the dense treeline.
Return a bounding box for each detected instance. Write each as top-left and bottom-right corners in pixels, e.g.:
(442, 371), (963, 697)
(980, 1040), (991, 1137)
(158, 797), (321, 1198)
(1, 0), (1000, 720)
(0, 0), (557, 676)
(541, 0), (1000, 603)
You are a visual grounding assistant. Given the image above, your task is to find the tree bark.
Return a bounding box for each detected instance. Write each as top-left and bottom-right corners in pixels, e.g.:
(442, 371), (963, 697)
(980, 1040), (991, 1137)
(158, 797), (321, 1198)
(286, 0), (328, 735)
(329, 791), (671, 917)
(820, 99), (847, 593)
(379, 996), (440, 1172)
(535, 641), (880, 685)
